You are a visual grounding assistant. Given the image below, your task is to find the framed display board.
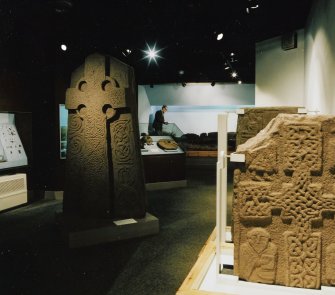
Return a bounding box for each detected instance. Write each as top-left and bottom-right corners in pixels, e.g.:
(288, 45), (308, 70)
(0, 113), (28, 170)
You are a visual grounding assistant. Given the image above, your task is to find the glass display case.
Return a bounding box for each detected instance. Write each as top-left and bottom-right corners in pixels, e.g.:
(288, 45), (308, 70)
(139, 122), (184, 138)
(140, 134), (186, 187)
(59, 104), (68, 159)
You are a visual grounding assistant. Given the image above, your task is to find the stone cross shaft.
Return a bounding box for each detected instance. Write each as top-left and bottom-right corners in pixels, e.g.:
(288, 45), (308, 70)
(63, 53), (146, 219)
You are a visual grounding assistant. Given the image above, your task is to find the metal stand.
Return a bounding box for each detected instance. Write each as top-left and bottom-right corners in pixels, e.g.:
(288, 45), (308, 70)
(216, 113), (228, 275)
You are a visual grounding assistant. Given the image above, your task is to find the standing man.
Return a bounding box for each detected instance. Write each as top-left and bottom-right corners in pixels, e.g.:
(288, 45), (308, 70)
(153, 105), (168, 135)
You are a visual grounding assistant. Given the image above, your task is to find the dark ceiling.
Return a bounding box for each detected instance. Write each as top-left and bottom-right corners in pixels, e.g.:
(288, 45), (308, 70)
(1, 0), (313, 85)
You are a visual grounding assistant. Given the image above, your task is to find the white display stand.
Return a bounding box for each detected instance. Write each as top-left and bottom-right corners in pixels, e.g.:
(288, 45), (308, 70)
(0, 173), (27, 211)
(216, 114), (229, 275)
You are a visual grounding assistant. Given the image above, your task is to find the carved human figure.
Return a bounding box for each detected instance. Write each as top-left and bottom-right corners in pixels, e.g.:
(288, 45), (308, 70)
(239, 228), (277, 284)
(326, 243), (335, 285)
(234, 114), (335, 289)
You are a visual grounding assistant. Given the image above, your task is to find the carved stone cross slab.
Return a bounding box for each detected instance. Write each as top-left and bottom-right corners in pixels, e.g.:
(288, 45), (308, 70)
(234, 114), (335, 289)
(63, 53), (146, 219)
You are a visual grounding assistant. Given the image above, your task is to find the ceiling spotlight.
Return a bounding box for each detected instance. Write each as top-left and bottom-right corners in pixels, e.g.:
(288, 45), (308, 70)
(179, 70), (185, 75)
(49, 0), (74, 14)
(217, 33), (223, 41)
(182, 82), (186, 87)
(238, 80), (242, 84)
(230, 52), (235, 56)
(142, 42), (162, 65)
(122, 48), (132, 57)
(211, 81), (216, 87)
(231, 71), (238, 78)
(60, 44), (67, 51)
(246, 0), (259, 13)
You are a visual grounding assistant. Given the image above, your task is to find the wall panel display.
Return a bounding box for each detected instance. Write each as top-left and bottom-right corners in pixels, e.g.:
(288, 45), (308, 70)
(59, 104), (68, 159)
(0, 113), (27, 170)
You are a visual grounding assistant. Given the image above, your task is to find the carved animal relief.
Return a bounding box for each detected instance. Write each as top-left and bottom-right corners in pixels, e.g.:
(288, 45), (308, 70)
(63, 53), (146, 219)
(234, 114), (335, 289)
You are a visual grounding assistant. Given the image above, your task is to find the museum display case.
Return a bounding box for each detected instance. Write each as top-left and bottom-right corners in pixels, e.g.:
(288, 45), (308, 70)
(139, 122), (184, 138)
(59, 104), (67, 159)
(0, 113), (28, 211)
(140, 134), (186, 188)
(0, 113), (28, 170)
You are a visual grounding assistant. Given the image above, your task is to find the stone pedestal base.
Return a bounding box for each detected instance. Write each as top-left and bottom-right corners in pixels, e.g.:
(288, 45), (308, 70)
(56, 212), (159, 248)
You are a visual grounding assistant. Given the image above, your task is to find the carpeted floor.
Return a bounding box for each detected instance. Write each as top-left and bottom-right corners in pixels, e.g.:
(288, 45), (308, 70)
(0, 160), (226, 295)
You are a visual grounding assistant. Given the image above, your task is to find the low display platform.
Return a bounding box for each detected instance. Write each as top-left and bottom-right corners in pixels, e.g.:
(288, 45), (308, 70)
(56, 212), (159, 248)
(177, 229), (334, 295)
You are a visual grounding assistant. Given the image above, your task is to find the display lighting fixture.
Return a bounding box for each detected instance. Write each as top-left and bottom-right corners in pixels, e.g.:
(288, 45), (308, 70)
(246, 0), (259, 14)
(50, 0), (74, 14)
(231, 71), (238, 78)
(122, 49), (132, 57)
(230, 52), (238, 63)
(60, 44), (67, 51)
(238, 80), (242, 84)
(178, 70), (185, 75)
(142, 43), (162, 65)
(217, 33), (223, 41)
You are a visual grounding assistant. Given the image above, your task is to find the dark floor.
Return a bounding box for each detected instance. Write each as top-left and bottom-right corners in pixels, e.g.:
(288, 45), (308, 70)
(0, 161), (217, 295)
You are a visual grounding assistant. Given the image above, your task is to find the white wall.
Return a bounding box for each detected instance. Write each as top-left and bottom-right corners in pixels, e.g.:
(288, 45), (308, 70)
(143, 83), (254, 106)
(138, 83), (254, 134)
(138, 85), (152, 123)
(161, 107), (238, 134)
(255, 29), (305, 107)
(304, 0), (335, 115)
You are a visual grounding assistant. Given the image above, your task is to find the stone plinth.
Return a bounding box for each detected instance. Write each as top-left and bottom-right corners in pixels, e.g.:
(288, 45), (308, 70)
(56, 212), (159, 248)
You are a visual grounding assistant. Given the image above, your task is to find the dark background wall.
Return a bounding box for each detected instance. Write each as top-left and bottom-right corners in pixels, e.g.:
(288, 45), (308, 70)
(0, 6), (78, 198)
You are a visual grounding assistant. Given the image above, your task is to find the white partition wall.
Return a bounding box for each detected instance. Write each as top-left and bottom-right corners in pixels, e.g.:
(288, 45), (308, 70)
(305, 0), (335, 115)
(138, 83), (255, 134)
(255, 29), (305, 107)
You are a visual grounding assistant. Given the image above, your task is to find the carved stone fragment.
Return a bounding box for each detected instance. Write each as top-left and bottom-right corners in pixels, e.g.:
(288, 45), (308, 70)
(236, 107), (302, 147)
(239, 228), (277, 284)
(234, 114), (335, 289)
(63, 53), (146, 219)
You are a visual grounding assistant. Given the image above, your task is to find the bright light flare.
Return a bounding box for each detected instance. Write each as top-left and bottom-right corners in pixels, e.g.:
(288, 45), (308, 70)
(217, 33), (223, 41)
(142, 43), (162, 65)
(231, 71), (238, 78)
